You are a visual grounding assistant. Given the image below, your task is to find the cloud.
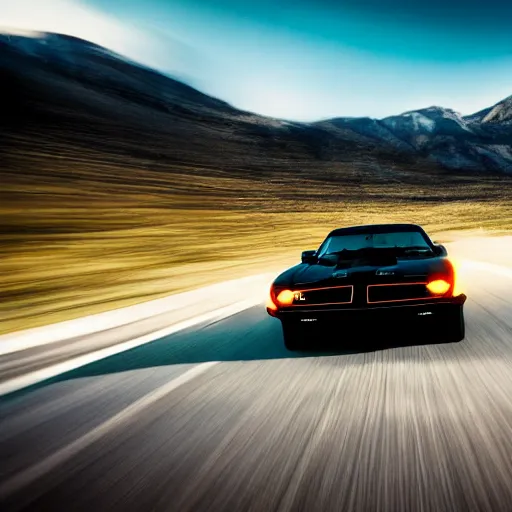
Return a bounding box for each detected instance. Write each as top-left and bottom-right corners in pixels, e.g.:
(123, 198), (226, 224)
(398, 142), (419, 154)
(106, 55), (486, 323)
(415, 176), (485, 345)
(0, 0), (203, 79)
(0, 0), (144, 55)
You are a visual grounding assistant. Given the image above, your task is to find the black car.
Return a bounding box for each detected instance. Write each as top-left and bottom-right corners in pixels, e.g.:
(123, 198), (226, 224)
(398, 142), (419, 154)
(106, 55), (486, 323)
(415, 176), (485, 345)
(266, 223), (466, 350)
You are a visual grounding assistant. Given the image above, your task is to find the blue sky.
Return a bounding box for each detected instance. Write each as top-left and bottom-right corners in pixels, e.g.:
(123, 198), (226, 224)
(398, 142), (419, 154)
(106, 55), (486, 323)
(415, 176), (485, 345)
(2, 0), (512, 120)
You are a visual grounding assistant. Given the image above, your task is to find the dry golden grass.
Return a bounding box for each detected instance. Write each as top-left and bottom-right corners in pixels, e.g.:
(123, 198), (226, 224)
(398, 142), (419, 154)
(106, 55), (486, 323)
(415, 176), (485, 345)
(2, 137), (512, 336)
(2, 178), (511, 335)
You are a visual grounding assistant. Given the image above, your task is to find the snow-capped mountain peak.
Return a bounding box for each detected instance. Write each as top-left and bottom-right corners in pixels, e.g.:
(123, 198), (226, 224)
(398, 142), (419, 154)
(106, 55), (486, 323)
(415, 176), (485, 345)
(481, 95), (512, 124)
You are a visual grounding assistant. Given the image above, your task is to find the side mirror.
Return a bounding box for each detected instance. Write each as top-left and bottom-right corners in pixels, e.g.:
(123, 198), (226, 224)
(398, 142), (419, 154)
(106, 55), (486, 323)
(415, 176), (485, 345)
(301, 250), (317, 264)
(433, 243), (447, 256)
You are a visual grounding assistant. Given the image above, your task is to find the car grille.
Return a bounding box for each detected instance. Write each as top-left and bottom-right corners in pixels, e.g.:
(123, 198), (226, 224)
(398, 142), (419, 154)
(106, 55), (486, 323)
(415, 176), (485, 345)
(292, 285), (353, 306)
(367, 283), (431, 303)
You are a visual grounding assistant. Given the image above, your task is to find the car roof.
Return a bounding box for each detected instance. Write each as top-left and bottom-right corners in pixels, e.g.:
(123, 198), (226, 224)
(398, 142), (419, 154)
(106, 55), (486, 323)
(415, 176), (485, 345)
(327, 223), (428, 237)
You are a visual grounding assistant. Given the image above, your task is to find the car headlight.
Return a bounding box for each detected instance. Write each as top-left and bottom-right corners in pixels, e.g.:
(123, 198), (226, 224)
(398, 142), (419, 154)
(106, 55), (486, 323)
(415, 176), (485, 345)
(267, 286), (294, 310)
(276, 289), (295, 305)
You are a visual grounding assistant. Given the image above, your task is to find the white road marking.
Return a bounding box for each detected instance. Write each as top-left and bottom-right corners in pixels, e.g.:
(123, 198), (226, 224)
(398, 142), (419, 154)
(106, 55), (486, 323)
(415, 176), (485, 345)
(0, 298), (257, 397)
(0, 273), (277, 356)
(0, 361), (219, 499)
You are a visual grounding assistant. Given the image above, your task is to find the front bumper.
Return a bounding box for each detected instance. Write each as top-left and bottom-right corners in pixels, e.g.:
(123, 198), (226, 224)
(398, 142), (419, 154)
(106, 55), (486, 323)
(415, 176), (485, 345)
(267, 294), (466, 326)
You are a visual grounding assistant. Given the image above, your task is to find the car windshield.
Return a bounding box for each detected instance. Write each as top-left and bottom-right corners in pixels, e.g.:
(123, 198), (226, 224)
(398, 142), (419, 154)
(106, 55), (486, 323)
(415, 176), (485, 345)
(317, 231), (432, 257)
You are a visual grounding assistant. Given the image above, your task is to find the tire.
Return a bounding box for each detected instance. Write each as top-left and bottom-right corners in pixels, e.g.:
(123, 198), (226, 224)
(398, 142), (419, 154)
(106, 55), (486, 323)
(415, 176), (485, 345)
(444, 306), (465, 342)
(282, 323), (306, 351)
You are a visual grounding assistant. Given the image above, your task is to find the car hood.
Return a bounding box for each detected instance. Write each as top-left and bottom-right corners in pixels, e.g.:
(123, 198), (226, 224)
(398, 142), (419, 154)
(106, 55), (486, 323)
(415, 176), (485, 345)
(289, 257), (448, 288)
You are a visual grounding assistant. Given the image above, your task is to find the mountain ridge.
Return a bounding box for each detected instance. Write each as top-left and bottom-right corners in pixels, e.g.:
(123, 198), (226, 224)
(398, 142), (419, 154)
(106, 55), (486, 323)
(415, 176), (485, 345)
(2, 30), (512, 177)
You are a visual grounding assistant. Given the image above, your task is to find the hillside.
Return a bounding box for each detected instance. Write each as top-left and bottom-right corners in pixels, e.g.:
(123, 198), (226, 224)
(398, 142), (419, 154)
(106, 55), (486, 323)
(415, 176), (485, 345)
(1, 31), (511, 334)
(3, 30), (512, 207)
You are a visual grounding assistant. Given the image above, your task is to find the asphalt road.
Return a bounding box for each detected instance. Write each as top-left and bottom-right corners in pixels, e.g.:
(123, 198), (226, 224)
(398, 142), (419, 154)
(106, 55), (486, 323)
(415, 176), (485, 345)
(1, 264), (512, 512)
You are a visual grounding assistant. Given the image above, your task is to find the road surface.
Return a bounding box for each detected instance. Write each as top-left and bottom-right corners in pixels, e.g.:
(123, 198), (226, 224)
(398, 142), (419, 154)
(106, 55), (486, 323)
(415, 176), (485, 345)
(1, 262), (512, 511)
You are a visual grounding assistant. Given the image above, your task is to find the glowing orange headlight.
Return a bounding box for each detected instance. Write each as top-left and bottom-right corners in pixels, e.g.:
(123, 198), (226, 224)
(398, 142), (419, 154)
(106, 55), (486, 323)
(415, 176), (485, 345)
(426, 279), (450, 295)
(276, 289), (295, 305)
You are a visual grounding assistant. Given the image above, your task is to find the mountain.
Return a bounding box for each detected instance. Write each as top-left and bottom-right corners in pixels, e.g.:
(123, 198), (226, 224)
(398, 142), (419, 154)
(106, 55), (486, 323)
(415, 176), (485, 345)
(2, 30), (512, 201)
(465, 96), (512, 125)
(481, 96), (512, 124)
(323, 103), (512, 174)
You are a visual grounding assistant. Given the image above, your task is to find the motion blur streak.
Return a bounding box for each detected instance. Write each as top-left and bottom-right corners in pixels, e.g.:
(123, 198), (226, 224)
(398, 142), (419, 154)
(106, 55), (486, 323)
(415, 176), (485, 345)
(0, 362), (218, 500)
(0, 238), (512, 511)
(460, 260), (512, 280)
(0, 299), (256, 397)
(0, 274), (277, 357)
(0, 257), (505, 396)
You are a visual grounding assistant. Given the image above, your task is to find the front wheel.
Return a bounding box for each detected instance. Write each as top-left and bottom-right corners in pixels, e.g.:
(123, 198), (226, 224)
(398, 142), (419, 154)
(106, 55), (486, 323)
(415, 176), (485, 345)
(282, 323), (306, 351)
